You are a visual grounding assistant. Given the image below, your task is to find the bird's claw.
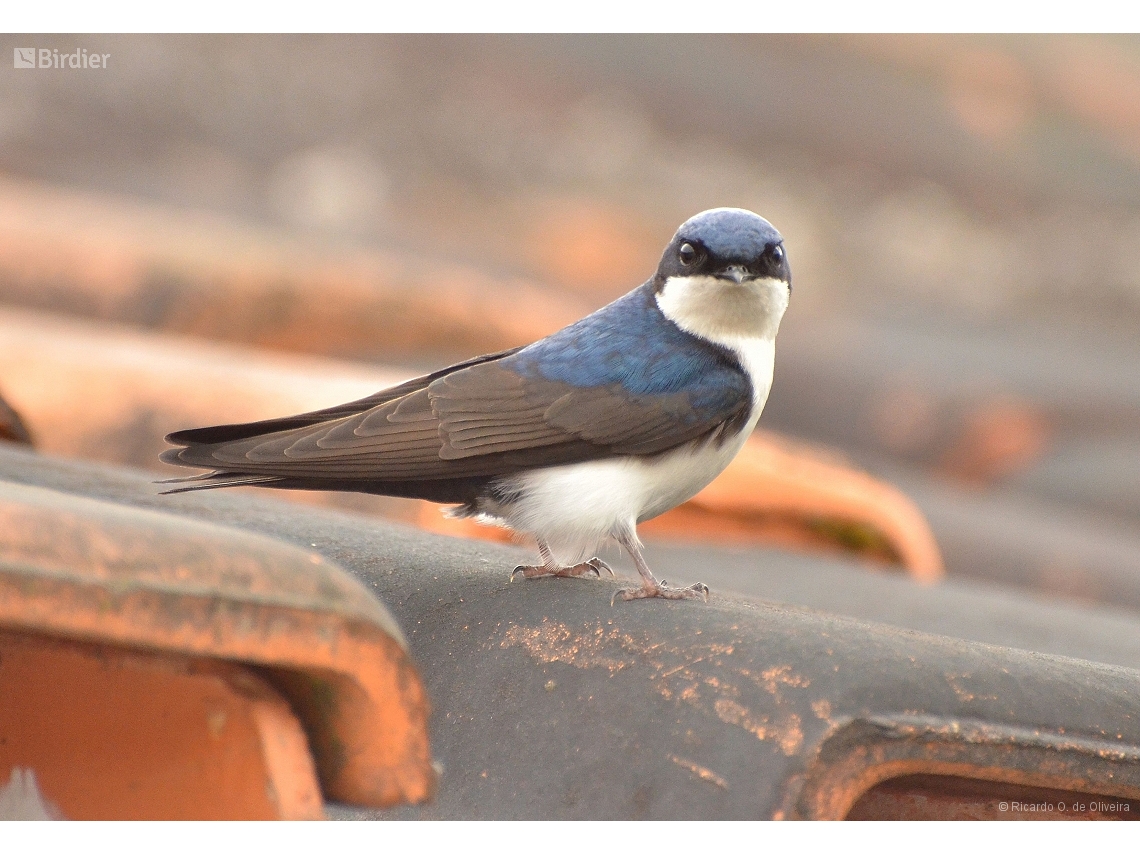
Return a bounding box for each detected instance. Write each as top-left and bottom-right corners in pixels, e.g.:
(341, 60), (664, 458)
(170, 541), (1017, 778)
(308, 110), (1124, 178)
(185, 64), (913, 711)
(610, 580), (710, 605)
(511, 559), (612, 582)
(586, 557), (615, 577)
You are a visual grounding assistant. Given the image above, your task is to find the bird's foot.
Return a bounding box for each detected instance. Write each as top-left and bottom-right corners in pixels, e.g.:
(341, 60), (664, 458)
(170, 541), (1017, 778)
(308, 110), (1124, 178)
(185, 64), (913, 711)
(584, 557), (616, 577)
(611, 579), (710, 605)
(511, 557), (614, 581)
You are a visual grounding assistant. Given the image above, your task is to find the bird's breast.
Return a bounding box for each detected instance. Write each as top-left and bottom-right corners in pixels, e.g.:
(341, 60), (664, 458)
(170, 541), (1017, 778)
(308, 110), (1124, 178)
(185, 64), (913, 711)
(492, 413), (757, 548)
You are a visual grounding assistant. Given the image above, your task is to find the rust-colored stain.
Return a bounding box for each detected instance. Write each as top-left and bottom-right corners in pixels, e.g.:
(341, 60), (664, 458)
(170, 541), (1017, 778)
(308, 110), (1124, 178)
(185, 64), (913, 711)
(501, 618), (809, 756)
(669, 755), (729, 790)
(812, 699), (834, 722)
(498, 622), (636, 674)
(0, 628), (322, 820)
(0, 481), (434, 810)
(944, 672), (999, 704)
(713, 699), (804, 755)
(754, 664), (812, 693)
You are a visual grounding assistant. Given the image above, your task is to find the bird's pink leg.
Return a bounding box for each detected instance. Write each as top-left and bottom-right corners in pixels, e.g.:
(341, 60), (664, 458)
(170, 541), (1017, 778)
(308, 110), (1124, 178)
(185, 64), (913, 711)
(511, 538), (614, 581)
(611, 530), (709, 604)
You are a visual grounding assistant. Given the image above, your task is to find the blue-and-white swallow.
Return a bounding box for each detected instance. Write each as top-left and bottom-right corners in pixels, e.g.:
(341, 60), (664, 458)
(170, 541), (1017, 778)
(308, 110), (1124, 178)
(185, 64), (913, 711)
(161, 207), (791, 602)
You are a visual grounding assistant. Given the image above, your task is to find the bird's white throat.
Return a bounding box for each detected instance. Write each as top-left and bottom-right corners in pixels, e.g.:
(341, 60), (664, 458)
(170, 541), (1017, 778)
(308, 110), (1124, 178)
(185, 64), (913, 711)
(655, 274), (788, 343)
(655, 274), (786, 407)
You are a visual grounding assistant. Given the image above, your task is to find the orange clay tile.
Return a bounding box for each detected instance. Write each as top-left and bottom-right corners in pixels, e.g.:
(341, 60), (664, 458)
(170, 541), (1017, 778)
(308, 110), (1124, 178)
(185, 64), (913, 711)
(0, 387), (32, 446)
(938, 396), (1052, 486)
(0, 305), (419, 521)
(661, 431), (942, 580)
(0, 628), (322, 819)
(0, 306), (941, 579)
(0, 480), (434, 809)
(0, 175), (587, 360)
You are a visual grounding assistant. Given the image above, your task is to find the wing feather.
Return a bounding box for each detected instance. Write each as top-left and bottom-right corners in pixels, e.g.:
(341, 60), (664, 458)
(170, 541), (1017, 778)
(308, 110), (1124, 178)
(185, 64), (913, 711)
(163, 335), (750, 485)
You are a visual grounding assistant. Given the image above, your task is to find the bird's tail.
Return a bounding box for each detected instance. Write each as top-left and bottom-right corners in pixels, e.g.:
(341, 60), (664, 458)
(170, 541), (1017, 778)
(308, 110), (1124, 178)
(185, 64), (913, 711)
(156, 471), (286, 495)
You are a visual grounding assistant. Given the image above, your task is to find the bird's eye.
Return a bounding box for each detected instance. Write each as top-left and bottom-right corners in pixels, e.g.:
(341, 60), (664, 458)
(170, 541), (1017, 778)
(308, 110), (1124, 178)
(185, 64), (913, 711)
(769, 244), (784, 263)
(678, 242), (699, 266)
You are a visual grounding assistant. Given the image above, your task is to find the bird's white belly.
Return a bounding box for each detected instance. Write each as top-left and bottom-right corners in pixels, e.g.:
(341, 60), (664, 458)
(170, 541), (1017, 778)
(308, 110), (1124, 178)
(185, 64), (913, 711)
(493, 433), (746, 564)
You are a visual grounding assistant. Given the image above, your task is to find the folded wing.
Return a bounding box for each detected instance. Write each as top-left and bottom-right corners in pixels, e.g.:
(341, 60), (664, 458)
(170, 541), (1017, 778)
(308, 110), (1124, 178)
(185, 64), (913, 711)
(161, 344), (751, 494)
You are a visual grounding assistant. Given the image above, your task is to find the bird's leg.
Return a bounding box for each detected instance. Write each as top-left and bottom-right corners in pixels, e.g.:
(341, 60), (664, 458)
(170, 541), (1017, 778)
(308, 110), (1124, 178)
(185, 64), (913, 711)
(611, 529), (709, 604)
(511, 538), (614, 581)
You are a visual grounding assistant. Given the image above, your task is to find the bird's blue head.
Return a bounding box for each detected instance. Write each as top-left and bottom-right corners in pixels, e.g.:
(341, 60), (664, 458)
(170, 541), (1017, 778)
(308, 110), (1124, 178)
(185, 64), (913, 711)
(651, 208), (791, 342)
(654, 208), (790, 289)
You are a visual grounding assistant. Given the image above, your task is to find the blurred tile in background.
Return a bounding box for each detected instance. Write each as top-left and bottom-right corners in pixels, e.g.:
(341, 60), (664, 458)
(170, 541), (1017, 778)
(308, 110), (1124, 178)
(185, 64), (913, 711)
(1, 33), (1139, 616)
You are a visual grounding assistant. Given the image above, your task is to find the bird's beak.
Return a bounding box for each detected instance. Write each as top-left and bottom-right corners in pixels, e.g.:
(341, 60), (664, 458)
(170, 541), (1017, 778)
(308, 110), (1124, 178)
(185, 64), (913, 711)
(719, 265), (750, 284)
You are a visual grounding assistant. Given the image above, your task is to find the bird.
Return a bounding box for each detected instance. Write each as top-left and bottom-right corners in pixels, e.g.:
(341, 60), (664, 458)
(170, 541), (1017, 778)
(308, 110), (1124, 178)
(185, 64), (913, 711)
(160, 207), (791, 602)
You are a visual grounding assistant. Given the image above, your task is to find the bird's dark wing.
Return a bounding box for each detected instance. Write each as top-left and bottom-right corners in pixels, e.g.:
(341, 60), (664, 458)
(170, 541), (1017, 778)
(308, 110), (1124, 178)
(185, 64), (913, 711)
(430, 362), (748, 460)
(161, 349), (751, 485)
(164, 346), (524, 446)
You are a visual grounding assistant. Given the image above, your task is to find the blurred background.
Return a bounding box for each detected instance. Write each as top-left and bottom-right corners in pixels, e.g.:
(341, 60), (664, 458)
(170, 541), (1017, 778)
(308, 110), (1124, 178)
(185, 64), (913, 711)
(2, 34), (1140, 629)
